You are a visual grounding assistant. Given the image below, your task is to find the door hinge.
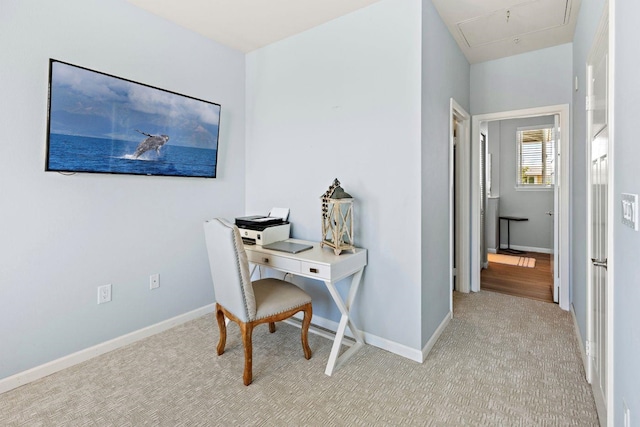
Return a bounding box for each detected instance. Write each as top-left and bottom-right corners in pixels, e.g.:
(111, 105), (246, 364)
(586, 340), (593, 357)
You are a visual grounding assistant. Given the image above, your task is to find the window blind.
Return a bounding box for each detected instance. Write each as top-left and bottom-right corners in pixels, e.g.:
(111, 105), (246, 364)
(517, 127), (555, 187)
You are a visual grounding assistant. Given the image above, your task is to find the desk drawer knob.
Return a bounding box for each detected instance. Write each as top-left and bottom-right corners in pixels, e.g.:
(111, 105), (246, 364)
(309, 267), (318, 273)
(262, 257), (269, 263)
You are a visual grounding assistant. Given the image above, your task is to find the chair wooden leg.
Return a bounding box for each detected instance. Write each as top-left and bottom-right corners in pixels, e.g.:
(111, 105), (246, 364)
(240, 322), (254, 386)
(268, 322), (276, 333)
(215, 303), (227, 355)
(301, 303), (312, 360)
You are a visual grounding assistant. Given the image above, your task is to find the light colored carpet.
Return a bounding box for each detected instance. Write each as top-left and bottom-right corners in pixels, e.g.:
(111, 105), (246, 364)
(489, 253), (537, 268)
(0, 291), (598, 426)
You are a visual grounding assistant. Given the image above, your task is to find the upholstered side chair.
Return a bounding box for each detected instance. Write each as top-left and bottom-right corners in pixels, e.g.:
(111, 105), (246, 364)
(203, 218), (312, 385)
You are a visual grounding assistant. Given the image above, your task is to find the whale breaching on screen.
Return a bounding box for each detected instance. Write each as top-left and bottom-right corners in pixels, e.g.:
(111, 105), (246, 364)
(133, 129), (169, 158)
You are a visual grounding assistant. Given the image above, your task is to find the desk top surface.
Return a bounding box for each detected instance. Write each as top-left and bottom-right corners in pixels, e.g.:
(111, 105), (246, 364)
(499, 216), (529, 221)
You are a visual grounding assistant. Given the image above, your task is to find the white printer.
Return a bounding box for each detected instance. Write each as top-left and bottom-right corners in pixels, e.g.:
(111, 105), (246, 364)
(235, 208), (290, 246)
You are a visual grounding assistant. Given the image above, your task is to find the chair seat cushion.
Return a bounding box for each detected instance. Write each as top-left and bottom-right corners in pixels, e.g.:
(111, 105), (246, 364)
(252, 278), (312, 321)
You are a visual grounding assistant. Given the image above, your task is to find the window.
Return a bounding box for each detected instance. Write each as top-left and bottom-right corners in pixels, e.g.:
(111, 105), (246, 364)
(516, 126), (555, 188)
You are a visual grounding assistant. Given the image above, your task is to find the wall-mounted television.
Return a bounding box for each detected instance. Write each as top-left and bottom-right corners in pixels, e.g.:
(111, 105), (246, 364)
(46, 59), (221, 178)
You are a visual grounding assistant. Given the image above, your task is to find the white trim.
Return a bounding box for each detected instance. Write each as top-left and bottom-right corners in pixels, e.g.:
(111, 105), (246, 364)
(498, 244), (552, 254)
(421, 311), (452, 362)
(514, 186), (554, 192)
(471, 104), (570, 310)
(607, 2), (615, 424)
(2, 302), (428, 397)
(571, 304), (589, 374)
(515, 125), (556, 189)
(367, 331), (423, 364)
(516, 125), (554, 132)
(288, 312), (424, 363)
(450, 98), (471, 302)
(0, 304), (216, 395)
(3, 304), (442, 396)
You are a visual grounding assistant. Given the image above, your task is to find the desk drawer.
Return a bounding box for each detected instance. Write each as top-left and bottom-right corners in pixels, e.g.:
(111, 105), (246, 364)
(300, 261), (330, 280)
(247, 251), (301, 273)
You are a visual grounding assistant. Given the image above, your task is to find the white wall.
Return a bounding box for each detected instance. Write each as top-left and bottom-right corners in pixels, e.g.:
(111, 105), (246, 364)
(420, 0), (470, 345)
(612, 0), (640, 420)
(0, 0), (246, 379)
(246, 0), (423, 349)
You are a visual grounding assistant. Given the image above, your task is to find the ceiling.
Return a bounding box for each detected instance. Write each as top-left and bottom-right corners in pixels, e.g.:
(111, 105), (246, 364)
(126, 0), (581, 64)
(125, 0), (383, 53)
(431, 0), (581, 63)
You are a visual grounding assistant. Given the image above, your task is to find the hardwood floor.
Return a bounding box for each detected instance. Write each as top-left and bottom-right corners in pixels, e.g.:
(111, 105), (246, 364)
(481, 252), (554, 303)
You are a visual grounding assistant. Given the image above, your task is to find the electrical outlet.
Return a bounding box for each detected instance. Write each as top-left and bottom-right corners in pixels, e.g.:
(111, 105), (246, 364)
(97, 284), (112, 304)
(150, 273), (160, 290)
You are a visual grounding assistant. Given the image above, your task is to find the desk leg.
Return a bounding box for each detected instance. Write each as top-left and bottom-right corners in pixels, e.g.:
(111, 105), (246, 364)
(323, 268), (365, 376)
(249, 263), (258, 279)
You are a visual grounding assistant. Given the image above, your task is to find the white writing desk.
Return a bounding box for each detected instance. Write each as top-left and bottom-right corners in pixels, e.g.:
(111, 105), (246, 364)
(244, 239), (367, 376)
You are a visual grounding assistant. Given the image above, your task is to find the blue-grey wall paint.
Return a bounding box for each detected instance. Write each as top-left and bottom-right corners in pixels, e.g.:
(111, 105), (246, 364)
(470, 44), (573, 115)
(421, 0), (470, 346)
(612, 0), (640, 421)
(571, 0), (606, 372)
(0, 0), (246, 379)
(246, 0), (424, 350)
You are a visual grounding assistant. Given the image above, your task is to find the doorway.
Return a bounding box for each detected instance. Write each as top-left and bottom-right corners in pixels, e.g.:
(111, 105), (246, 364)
(470, 105), (570, 310)
(449, 98), (470, 314)
(478, 115), (558, 303)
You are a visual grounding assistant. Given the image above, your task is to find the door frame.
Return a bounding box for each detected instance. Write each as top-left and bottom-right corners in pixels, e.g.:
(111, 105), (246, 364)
(585, 3), (614, 425)
(449, 98), (471, 310)
(470, 105), (570, 310)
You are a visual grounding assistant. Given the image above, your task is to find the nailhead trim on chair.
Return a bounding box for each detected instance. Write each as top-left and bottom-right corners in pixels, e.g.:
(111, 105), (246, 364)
(233, 232), (253, 320)
(217, 218), (254, 321)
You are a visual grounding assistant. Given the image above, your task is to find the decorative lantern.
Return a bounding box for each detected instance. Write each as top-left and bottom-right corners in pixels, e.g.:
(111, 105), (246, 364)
(320, 178), (355, 255)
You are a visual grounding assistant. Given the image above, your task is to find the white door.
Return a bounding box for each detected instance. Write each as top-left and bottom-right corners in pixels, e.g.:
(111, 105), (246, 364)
(551, 114), (560, 303)
(450, 98), (471, 298)
(587, 15), (608, 426)
(480, 133), (487, 268)
(453, 119), (460, 292)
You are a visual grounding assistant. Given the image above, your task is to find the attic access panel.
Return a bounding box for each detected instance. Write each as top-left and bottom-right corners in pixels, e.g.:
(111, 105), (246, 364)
(457, 0), (571, 47)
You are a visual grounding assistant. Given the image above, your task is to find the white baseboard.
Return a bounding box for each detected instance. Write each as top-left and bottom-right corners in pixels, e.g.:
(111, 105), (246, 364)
(366, 329), (423, 363)
(3, 304), (431, 396)
(421, 311), (452, 362)
(0, 304), (215, 395)
(570, 304), (589, 376)
(499, 244), (552, 254)
(287, 312), (424, 363)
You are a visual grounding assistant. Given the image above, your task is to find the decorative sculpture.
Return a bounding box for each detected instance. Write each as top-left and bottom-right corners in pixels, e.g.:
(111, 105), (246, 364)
(321, 178), (355, 255)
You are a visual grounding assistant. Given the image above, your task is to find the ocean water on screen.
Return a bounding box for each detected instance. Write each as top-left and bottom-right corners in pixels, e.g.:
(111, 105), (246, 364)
(47, 134), (217, 178)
